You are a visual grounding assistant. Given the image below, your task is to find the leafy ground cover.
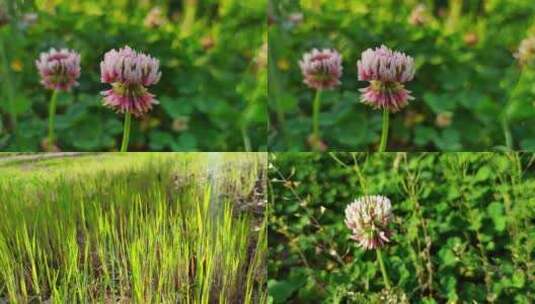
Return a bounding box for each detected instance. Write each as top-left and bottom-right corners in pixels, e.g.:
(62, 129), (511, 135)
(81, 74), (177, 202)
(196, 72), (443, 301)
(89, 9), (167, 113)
(0, 152), (267, 303)
(269, 152), (535, 303)
(268, 0), (535, 151)
(0, 0), (266, 151)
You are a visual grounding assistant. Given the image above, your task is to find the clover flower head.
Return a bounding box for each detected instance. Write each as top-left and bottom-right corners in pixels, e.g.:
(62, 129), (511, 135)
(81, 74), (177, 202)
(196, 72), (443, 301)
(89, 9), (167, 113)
(515, 36), (535, 66)
(299, 48), (343, 90)
(100, 46), (161, 117)
(35, 48), (81, 91)
(345, 195), (392, 250)
(357, 45), (415, 112)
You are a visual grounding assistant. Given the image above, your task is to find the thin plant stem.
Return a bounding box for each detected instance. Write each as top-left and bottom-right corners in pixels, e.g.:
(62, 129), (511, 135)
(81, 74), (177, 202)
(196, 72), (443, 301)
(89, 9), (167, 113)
(502, 117), (513, 151)
(241, 126), (252, 152)
(120, 111), (132, 152)
(379, 109), (389, 152)
(268, 48), (286, 132)
(48, 89), (59, 144)
(502, 68), (524, 150)
(181, 0), (197, 37)
(0, 34), (16, 128)
(376, 248), (391, 289)
(312, 89), (322, 140)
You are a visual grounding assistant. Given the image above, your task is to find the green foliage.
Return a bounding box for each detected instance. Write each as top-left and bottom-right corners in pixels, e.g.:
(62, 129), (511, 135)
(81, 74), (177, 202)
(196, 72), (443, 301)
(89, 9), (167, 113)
(0, 153), (267, 303)
(268, 0), (535, 151)
(268, 152), (535, 303)
(0, 0), (267, 151)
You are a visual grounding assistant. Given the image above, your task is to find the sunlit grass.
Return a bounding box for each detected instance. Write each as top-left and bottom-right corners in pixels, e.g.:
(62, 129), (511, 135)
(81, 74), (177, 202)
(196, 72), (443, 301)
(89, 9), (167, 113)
(0, 153), (267, 303)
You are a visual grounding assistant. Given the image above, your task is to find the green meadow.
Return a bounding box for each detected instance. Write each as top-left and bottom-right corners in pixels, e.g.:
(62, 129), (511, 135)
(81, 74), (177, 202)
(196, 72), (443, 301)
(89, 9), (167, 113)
(0, 153), (267, 303)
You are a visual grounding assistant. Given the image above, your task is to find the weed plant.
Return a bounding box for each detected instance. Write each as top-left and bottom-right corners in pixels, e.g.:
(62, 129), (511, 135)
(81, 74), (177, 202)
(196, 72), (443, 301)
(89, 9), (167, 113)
(269, 152), (535, 303)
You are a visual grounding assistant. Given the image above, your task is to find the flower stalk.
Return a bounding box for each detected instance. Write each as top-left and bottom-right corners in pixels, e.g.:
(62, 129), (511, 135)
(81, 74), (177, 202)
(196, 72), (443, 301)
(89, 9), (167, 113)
(312, 89), (322, 140)
(502, 117), (513, 151)
(376, 248), (391, 289)
(48, 89), (59, 144)
(120, 111), (132, 152)
(379, 109), (389, 152)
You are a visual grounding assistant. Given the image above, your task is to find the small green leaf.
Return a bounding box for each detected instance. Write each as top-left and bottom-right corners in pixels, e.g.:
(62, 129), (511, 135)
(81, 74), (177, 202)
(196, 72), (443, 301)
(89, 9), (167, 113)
(475, 166), (492, 182)
(487, 202), (506, 232)
(268, 279), (297, 304)
(512, 271), (525, 288)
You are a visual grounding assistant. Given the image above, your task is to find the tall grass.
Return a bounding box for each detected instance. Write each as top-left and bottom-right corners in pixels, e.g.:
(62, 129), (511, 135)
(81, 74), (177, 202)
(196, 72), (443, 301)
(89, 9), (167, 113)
(0, 153), (267, 303)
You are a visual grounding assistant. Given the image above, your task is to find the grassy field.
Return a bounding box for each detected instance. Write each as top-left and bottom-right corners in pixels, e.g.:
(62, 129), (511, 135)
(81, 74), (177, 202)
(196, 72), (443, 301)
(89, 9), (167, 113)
(0, 153), (267, 303)
(269, 152), (535, 303)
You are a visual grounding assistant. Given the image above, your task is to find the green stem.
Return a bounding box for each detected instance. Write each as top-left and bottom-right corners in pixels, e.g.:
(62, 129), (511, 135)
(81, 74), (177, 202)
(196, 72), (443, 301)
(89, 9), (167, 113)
(120, 111), (132, 152)
(312, 89), (322, 140)
(241, 125), (252, 152)
(502, 117), (513, 151)
(0, 33), (16, 128)
(378, 109), (389, 152)
(181, 0), (197, 37)
(268, 48), (285, 131)
(376, 248), (391, 289)
(502, 68), (524, 151)
(47, 90), (59, 144)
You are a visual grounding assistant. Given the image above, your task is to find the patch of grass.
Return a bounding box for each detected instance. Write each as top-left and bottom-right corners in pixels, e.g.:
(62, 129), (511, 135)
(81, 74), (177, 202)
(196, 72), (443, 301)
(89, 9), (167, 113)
(0, 153), (267, 303)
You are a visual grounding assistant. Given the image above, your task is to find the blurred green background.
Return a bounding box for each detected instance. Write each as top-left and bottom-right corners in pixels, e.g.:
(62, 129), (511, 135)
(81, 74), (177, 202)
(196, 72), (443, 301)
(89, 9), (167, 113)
(268, 0), (535, 151)
(0, 0), (267, 151)
(269, 152), (535, 303)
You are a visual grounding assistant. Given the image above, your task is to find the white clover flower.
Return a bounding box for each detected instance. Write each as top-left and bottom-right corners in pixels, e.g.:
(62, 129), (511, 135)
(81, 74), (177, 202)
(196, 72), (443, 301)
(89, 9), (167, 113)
(345, 195), (392, 250)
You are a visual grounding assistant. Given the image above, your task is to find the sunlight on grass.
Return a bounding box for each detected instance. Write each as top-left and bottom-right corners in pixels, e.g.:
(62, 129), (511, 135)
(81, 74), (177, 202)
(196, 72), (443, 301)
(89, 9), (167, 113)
(0, 152), (267, 303)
